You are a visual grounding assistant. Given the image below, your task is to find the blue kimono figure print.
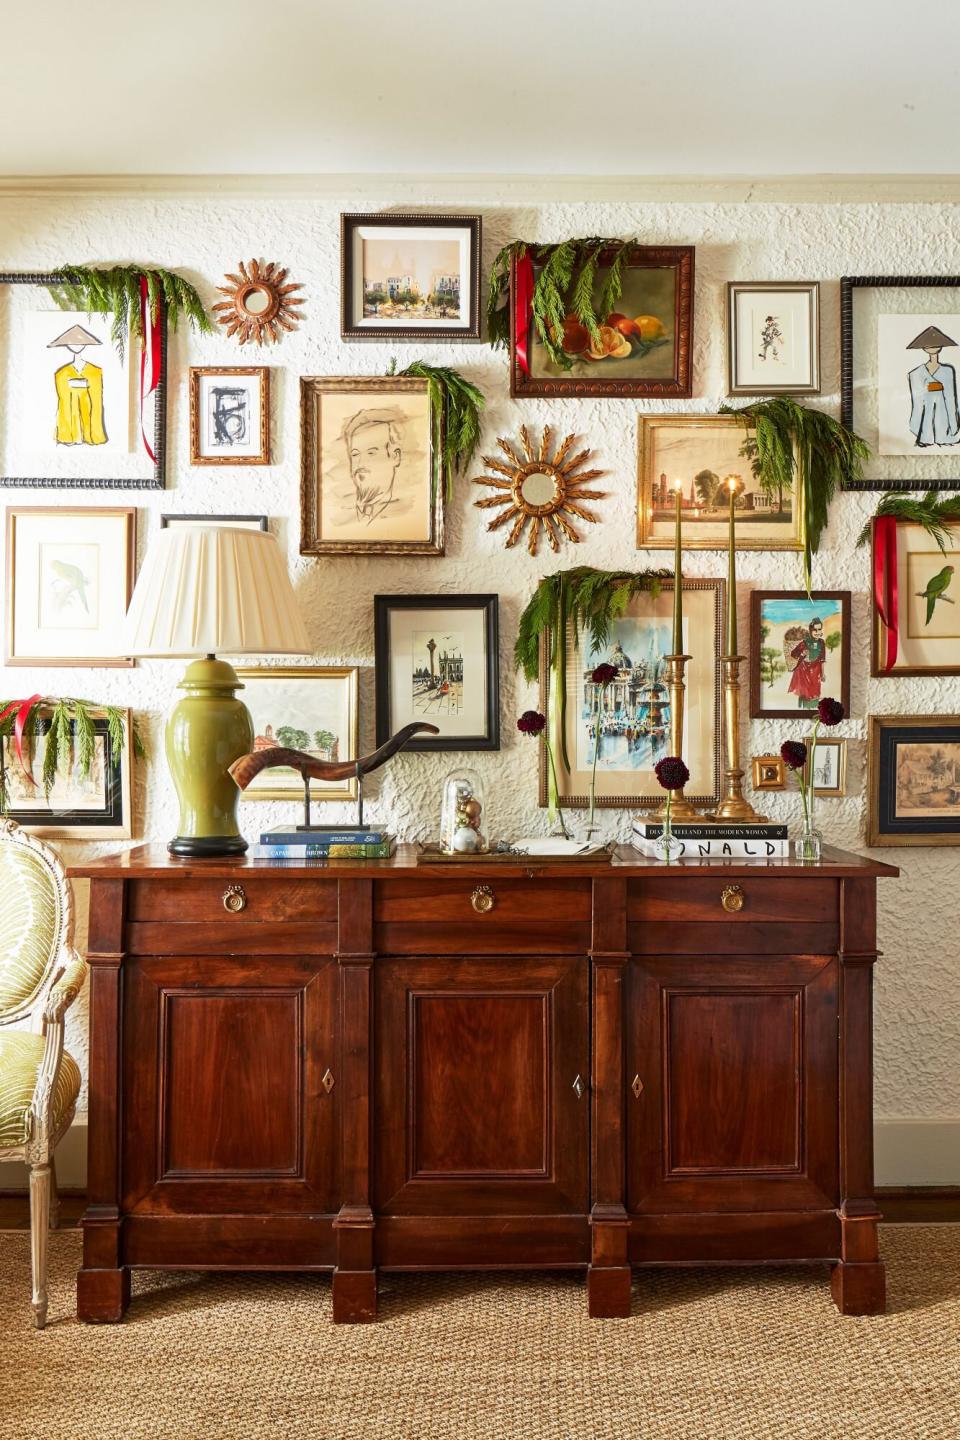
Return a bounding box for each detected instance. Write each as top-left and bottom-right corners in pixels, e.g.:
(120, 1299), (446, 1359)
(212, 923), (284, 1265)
(907, 324), (960, 447)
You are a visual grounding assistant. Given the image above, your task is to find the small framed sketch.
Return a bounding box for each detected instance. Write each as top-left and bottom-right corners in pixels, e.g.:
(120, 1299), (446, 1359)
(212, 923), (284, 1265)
(726, 282), (819, 395)
(341, 213), (481, 341)
(161, 514), (268, 532)
(637, 415), (806, 552)
(1, 708), (133, 839)
(300, 376), (443, 556)
(806, 738), (847, 798)
(867, 714), (960, 847)
(5, 506), (136, 666)
(233, 666), (359, 804)
(539, 578), (723, 809)
(189, 367), (270, 465)
(0, 273), (166, 489)
(749, 591), (851, 719)
(872, 520), (960, 676)
(841, 275), (960, 490)
(374, 594), (499, 751)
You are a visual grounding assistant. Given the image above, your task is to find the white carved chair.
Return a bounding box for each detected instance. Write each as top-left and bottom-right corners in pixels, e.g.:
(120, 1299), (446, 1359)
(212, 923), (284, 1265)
(0, 819), (86, 1327)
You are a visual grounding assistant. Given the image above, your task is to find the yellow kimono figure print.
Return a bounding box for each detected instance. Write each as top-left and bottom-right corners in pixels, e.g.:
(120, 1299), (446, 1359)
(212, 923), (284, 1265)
(48, 323), (108, 446)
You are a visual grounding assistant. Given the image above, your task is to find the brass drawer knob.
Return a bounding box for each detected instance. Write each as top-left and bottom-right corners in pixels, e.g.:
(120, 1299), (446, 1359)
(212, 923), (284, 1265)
(470, 884), (495, 914)
(223, 884), (247, 914)
(720, 884), (745, 914)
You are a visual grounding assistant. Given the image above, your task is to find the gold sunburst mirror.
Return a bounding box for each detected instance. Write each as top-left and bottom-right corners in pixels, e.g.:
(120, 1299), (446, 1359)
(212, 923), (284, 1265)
(473, 425), (606, 554)
(212, 259), (305, 345)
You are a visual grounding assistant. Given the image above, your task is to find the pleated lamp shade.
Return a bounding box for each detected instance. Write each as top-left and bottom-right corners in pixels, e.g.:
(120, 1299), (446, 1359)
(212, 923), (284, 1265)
(124, 525), (311, 657)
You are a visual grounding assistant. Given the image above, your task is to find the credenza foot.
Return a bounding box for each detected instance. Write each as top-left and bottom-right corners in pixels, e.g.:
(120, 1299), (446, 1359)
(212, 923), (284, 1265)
(332, 1267), (377, 1323)
(587, 1264), (632, 1318)
(77, 1266), (130, 1323)
(830, 1260), (886, 1315)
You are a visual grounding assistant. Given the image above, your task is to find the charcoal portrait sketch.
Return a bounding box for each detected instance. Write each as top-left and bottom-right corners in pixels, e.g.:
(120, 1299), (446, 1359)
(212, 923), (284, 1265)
(317, 390), (431, 543)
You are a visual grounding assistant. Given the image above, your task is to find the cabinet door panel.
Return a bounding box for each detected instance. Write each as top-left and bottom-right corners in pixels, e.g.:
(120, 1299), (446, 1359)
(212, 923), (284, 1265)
(628, 954), (838, 1214)
(375, 955), (588, 1215)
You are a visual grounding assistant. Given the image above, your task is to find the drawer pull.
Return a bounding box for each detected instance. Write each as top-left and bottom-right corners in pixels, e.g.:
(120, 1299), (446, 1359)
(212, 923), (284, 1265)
(321, 1068), (335, 1094)
(222, 884), (247, 913)
(572, 1073), (586, 1101)
(632, 1074), (644, 1099)
(470, 885), (495, 914)
(720, 884), (745, 914)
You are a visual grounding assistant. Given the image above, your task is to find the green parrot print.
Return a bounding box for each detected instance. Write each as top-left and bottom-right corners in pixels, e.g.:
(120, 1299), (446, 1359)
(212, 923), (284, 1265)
(916, 564), (956, 626)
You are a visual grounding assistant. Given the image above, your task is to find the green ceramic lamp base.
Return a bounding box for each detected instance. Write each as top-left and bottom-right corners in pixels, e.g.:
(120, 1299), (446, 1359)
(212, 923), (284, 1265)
(165, 656), (254, 858)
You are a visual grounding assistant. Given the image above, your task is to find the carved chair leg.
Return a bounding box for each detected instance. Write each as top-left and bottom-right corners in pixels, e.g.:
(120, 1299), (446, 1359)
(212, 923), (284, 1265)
(29, 1163), (51, 1329)
(48, 1153), (60, 1231)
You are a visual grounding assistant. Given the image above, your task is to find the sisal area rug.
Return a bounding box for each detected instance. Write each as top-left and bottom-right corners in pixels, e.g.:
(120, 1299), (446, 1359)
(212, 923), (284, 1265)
(1, 1226), (957, 1440)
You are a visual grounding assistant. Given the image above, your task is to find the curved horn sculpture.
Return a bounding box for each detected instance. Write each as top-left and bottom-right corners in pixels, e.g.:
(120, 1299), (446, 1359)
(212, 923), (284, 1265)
(228, 720), (440, 792)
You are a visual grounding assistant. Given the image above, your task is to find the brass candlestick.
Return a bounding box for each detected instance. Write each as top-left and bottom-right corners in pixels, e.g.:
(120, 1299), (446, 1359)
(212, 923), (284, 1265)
(654, 652), (701, 820)
(710, 654), (767, 823)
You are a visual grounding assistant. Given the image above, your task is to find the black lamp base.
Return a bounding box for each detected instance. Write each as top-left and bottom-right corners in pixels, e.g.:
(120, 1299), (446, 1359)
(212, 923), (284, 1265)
(168, 835), (249, 858)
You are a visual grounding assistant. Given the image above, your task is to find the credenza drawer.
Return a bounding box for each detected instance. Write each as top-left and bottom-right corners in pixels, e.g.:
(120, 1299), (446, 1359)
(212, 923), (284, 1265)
(128, 879), (338, 924)
(628, 876), (838, 925)
(373, 877), (591, 954)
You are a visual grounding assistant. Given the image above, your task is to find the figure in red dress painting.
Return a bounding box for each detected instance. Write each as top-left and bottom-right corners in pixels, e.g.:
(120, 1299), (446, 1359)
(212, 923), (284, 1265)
(784, 617), (826, 710)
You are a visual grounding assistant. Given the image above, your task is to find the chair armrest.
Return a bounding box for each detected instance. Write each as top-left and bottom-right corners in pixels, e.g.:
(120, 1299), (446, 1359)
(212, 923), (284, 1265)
(42, 949), (88, 1024)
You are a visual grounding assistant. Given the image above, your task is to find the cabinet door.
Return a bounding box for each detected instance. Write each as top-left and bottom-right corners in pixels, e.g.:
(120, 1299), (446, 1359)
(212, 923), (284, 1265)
(375, 955), (588, 1215)
(122, 954), (338, 1214)
(627, 954), (838, 1214)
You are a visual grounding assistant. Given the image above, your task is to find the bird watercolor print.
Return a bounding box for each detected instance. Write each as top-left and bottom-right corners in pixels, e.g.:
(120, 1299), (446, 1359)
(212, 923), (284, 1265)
(907, 554), (958, 638)
(38, 544), (99, 632)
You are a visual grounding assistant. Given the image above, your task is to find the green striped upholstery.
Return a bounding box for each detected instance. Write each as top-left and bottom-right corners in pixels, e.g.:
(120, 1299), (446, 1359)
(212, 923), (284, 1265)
(0, 839), (64, 1019)
(0, 1031), (80, 1149)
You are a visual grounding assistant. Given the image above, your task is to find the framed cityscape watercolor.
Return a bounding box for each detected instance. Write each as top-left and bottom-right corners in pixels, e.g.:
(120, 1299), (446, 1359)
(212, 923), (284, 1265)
(749, 591), (851, 719)
(510, 245), (694, 399)
(5, 506), (136, 666)
(1, 707), (133, 838)
(636, 415), (805, 552)
(871, 519), (960, 676)
(841, 275), (960, 490)
(867, 714), (960, 847)
(233, 666), (359, 804)
(726, 281), (820, 395)
(300, 376), (443, 556)
(189, 367), (270, 465)
(340, 213), (481, 341)
(374, 594), (499, 751)
(0, 273), (166, 489)
(538, 577), (723, 809)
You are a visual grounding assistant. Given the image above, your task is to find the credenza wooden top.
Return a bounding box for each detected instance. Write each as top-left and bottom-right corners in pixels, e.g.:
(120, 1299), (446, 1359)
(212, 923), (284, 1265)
(68, 842), (899, 881)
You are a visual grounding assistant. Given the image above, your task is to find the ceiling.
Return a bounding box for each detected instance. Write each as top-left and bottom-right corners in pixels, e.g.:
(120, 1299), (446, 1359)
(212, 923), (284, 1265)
(1, 0), (956, 177)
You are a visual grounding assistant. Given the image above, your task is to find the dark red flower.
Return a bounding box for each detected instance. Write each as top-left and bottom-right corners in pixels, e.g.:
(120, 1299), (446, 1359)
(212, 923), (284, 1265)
(654, 755), (690, 791)
(517, 710), (546, 737)
(591, 662), (618, 686)
(781, 739), (808, 770)
(817, 697), (845, 727)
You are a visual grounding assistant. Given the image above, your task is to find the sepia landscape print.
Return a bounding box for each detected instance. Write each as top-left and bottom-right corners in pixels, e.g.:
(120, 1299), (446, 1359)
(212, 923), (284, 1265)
(895, 741), (960, 817)
(361, 235), (463, 322)
(412, 630), (464, 718)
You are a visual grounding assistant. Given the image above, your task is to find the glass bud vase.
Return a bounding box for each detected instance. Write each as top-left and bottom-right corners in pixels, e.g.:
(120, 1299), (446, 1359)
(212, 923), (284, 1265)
(654, 800), (678, 861)
(793, 790), (822, 864)
(439, 768), (489, 855)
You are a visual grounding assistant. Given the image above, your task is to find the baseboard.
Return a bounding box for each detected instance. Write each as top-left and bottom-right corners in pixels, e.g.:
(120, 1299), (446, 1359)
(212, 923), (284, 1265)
(3, 1118), (88, 1190)
(875, 1186), (960, 1223)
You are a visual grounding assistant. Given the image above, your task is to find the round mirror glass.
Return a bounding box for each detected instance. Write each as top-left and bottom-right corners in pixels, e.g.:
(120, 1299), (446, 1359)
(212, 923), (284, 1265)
(519, 471), (557, 508)
(242, 286), (272, 316)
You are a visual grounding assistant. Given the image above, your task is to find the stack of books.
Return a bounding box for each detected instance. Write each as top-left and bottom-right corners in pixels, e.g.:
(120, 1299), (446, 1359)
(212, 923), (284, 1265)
(631, 820), (789, 858)
(253, 826), (397, 860)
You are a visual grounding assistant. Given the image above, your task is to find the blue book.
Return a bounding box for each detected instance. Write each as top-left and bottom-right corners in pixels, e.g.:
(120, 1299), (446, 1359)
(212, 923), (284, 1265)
(260, 828), (387, 846)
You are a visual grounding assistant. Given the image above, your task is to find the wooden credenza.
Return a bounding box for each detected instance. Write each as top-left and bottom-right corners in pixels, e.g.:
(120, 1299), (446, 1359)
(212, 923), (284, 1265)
(69, 844), (897, 1324)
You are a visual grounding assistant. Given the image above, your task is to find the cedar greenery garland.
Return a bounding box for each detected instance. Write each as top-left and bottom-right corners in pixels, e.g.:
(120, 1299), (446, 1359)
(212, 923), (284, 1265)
(855, 490), (960, 550)
(719, 397), (869, 594)
(0, 698), (144, 815)
(46, 264), (211, 359)
(389, 360), (485, 500)
(487, 238), (638, 367)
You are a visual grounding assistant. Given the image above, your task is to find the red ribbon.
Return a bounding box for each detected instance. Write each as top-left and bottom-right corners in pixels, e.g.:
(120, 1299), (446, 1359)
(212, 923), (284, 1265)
(873, 515), (899, 672)
(0, 694), (41, 785)
(139, 276), (162, 463)
(514, 251), (534, 376)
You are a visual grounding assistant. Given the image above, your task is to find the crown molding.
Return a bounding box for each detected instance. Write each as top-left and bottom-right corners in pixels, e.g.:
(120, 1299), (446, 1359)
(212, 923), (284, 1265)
(2, 173), (960, 203)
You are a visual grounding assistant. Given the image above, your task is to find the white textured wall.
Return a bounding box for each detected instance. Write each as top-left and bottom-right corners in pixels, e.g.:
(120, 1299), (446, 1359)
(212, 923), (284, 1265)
(1, 185), (957, 1181)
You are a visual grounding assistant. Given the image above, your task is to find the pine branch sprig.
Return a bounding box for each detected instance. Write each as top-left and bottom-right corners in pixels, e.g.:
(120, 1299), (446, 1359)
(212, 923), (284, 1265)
(46, 264), (212, 359)
(855, 490), (960, 549)
(398, 361), (485, 500)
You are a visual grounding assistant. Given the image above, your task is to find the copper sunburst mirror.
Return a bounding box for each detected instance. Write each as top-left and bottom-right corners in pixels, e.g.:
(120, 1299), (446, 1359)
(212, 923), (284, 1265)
(212, 259), (305, 345)
(473, 425), (606, 554)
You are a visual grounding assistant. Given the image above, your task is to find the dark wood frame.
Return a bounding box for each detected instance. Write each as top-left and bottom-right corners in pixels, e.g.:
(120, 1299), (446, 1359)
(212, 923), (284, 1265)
(726, 280), (820, 396)
(374, 593), (500, 751)
(841, 274), (960, 491)
(0, 272), (167, 490)
(870, 519), (960, 677)
(867, 713), (960, 847)
(5, 504), (137, 667)
(1, 707), (133, 838)
(189, 366), (270, 466)
(340, 213), (482, 342)
(161, 513), (268, 531)
(749, 590), (851, 719)
(509, 245), (694, 399)
(300, 376), (445, 557)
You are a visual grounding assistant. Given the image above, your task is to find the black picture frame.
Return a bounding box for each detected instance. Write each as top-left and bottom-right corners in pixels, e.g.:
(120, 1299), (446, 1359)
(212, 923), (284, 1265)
(840, 274), (960, 491)
(374, 593), (500, 751)
(1, 712), (132, 838)
(0, 272), (167, 490)
(340, 214), (482, 342)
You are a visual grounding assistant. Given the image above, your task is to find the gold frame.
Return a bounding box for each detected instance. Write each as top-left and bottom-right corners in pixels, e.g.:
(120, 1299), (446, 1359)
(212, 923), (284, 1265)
(867, 714), (960, 847)
(473, 424), (606, 555)
(871, 521), (960, 677)
(233, 665), (359, 803)
(805, 737), (847, 798)
(5, 505), (136, 667)
(212, 258), (305, 345)
(751, 754), (786, 791)
(299, 376), (444, 557)
(189, 367), (270, 466)
(2, 707), (133, 839)
(635, 413), (806, 552)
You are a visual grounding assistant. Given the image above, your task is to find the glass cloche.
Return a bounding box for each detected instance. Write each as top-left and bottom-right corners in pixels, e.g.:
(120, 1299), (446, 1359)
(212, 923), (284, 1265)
(439, 768), (489, 854)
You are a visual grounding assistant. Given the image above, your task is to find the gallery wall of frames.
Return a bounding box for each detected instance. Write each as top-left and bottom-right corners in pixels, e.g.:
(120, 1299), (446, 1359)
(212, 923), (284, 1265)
(1, 184), (959, 1170)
